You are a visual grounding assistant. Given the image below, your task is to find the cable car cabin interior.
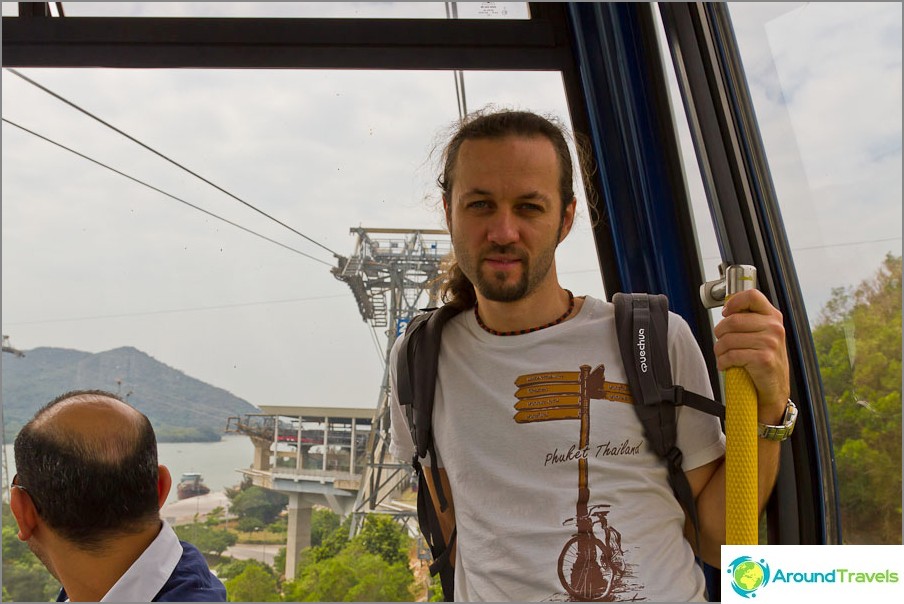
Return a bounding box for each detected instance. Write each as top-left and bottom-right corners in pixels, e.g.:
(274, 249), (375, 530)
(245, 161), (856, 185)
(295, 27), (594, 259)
(10, 1), (893, 600)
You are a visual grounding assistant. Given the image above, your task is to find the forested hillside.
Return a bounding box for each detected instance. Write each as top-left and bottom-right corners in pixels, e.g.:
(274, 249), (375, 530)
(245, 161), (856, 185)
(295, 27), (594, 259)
(813, 254), (902, 543)
(2, 345), (259, 442)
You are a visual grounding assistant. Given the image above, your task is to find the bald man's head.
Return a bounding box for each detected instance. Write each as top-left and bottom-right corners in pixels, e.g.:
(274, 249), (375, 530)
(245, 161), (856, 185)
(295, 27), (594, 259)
(31, 392), (148, 461)
(14, 390), (160, 551)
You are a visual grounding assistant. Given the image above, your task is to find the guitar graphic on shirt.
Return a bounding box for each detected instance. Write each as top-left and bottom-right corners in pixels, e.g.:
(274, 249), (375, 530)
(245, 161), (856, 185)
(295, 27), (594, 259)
(513, 364), (634, 601)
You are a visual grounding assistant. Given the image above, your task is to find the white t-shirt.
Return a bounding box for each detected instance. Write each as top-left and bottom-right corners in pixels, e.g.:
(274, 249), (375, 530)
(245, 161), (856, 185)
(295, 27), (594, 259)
(389, 296), (725, 602)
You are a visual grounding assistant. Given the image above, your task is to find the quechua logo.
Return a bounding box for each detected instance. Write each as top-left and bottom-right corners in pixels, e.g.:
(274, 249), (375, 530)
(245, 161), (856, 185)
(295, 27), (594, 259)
(636, 328), (648, 373)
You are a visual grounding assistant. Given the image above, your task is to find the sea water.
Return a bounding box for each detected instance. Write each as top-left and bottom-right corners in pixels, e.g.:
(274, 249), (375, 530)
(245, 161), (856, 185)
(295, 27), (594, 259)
(156, 435), (255, 505)
(3, 434), (255, 506)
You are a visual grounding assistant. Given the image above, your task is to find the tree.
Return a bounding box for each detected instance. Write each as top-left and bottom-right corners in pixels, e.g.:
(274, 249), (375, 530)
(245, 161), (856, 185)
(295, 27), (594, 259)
(311, 507), (341, 547)
(224, 475), (253, 502)
(353, 514), (411, 566)
(224, 564), (280, 602)
(229, 486), (288, 526)
(174, 522), (237, 556)
(273, 546), (287, 576)
(813, 254), (902, 543)
(1, 558), (61, 603)
(237, 516), (265, 533)
(428, 575), (444, 602)
(306, 514), (352, 565)
(216, 558), (275, 582)
(205, 506), (226, 527)
(283, 543), (415, 602)
(265, 516), (288, 535)
(2, 510), (60, 602)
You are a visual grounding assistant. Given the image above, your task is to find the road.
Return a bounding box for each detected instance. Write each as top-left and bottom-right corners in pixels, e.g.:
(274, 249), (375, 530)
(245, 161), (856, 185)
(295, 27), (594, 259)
(222, 542), (282, 566)
(161, 492), (283, 567)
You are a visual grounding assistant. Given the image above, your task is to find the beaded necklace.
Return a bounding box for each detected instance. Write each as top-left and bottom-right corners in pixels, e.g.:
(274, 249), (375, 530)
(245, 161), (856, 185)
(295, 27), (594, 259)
(474, 289), (575, 336)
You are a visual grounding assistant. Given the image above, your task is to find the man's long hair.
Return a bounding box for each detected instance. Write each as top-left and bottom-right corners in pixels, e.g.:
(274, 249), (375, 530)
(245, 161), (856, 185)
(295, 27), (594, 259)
(437, 109), (583, 310)
(13, 390), (160, 552)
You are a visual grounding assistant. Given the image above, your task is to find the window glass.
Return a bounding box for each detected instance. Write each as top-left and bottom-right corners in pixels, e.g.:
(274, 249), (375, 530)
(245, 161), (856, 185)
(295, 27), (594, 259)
(657, 2), (901, 544)
(1, 67), (603, 496)
(728, 2), (902, 311)
(729, 2), (902, 546)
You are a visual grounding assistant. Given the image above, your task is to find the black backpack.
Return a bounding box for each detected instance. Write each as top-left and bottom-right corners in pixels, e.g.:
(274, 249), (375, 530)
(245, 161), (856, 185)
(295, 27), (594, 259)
(395, 293), (725, 601)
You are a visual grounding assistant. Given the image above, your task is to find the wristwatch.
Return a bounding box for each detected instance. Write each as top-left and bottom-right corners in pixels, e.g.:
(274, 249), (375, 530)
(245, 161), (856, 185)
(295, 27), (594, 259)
(757, 399), (798, 442)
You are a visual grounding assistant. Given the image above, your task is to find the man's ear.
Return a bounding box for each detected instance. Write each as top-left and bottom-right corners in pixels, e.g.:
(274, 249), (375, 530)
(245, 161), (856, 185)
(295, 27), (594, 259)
(10, 487), (39, 541)
(558, 197), (577, 244)
(157, 465), (172, 509)
(442, 195), (452, 229)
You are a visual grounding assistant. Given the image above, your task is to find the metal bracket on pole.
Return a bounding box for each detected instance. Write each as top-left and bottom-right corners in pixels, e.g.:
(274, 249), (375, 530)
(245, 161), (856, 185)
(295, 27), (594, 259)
(700, 264), (757, 309)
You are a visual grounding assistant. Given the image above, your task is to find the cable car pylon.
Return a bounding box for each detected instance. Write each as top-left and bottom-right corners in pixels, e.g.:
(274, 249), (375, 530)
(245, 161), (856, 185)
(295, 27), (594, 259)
(332, 227), (451, 535)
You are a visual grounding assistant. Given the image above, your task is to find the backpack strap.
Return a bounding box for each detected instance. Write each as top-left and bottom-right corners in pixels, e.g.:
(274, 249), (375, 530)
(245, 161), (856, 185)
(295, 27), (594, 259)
(414, 455), (457, 600)
(396, 303), (464, 601)
(612, 293), (725, 551)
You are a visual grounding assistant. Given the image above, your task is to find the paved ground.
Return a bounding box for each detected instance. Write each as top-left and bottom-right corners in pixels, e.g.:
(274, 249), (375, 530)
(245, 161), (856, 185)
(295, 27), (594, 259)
(161, 492), (231, 526)
(161, 493), (283, 566)
(222, 542), (282, 566)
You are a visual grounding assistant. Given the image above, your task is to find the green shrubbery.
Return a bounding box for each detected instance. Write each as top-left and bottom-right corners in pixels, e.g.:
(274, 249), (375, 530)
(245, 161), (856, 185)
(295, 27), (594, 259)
(813, 254), (902, 543)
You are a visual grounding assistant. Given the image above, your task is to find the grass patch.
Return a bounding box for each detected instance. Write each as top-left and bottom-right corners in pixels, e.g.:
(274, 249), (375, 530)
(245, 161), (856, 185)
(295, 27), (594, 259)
(235, 530), (286, 544)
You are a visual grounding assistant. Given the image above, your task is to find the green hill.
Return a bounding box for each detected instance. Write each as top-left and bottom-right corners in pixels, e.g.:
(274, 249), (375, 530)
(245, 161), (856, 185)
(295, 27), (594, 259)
(2, 346), (259, 442)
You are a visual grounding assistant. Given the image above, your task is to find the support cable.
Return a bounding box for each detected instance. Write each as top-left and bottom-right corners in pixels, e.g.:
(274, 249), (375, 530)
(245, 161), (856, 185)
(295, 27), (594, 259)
(369, 325), (387, 370)
(2, 117), (333, 267)
(5, 294), (349, 326)
(5, 68), (341, 258)
(445, 3), (468, 120)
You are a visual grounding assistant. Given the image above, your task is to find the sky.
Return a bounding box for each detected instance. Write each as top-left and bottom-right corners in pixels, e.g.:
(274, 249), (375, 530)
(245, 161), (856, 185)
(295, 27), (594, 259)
(1, 2), (901, 415)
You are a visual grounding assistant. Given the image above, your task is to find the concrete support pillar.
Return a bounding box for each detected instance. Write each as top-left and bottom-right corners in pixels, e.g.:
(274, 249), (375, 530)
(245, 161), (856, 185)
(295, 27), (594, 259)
(252, 438), (271, 472)
(350, 419), (357, 475)
(285, 493), (313, 581)
(323, 492), (356, 517)
(272, 415), (279, 468)
(295, 416), (303, 471)
(323, 417), (330, 472)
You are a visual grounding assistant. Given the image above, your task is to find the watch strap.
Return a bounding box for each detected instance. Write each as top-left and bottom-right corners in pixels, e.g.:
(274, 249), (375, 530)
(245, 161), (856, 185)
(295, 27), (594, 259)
(757, 399), (798, 442)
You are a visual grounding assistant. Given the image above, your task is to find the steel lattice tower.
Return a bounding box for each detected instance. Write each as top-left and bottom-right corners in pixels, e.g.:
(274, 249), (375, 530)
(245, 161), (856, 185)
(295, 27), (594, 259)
(332, 227), (451, 533)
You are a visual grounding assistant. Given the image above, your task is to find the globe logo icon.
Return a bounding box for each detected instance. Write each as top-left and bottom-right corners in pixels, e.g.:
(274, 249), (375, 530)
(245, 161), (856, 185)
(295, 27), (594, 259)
(727, 556), (770, 598)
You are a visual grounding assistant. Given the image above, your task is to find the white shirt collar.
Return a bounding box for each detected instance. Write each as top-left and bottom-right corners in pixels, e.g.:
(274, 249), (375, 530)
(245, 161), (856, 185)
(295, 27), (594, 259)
(101, 520), (183, 602)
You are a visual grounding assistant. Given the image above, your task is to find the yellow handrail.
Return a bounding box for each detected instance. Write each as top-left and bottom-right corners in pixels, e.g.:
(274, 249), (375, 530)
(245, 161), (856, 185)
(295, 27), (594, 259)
(725, 365), (759, 544)
(724, 266), (759, 545)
